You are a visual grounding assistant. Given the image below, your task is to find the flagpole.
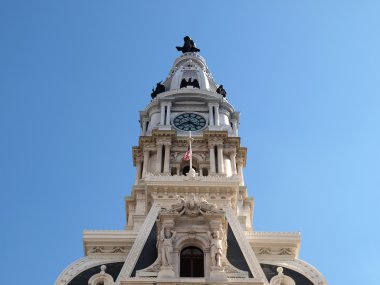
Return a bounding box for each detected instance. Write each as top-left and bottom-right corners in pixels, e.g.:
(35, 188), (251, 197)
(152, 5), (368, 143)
(189, 131), (192, 171)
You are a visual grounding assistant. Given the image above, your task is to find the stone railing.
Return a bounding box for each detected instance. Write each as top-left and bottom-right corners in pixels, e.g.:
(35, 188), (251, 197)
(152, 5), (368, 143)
(144, 172), (240, 183)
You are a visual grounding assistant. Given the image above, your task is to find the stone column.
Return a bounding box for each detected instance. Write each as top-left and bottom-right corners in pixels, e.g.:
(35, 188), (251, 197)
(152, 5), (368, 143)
(217, 145), (224, 174)
(142, 119), (148, 136)
(232, 120), (238, 136)
(156, 143), (163, 173)
(142, 149), (150, 178)
(209, 146), (216, 174)
(199, 167), (203, 176)
(230, 152), (237, 175)
(208, 104), (214, 126)
(135, 158), (142, 184)
(237, 158), (244, 186)
(163, 143), (171, 173)
(165, 103), (171, 125)
(215, 104), (220, 126)
(160, 104), (165, 125)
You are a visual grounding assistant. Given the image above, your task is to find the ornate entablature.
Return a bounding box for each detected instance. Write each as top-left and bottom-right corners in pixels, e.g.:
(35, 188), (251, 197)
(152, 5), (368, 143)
(55, 37), (328, 285)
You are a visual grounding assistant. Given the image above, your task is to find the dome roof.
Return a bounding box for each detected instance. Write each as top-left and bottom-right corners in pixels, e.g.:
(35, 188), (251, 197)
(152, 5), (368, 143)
(163, 52), (218, 92)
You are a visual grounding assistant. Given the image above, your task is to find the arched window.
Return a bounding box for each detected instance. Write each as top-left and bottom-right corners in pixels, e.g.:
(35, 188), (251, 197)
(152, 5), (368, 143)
(181, 166), (197, 176)
(180, 246), (204, 277)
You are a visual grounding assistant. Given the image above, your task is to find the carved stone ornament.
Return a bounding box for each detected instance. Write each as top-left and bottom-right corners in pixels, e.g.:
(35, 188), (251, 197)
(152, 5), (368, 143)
(162, 193), (223, 216)
(136, 197), (249, 281)
(87, 246), (127, 254)
(256, 247), (293, 256)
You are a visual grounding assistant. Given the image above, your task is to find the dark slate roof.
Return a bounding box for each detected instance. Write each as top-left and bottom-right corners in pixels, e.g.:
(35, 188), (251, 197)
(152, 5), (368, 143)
(226, 224), (253, 277)
(67, 262), (124, 285)
(131, 222), (158, 277)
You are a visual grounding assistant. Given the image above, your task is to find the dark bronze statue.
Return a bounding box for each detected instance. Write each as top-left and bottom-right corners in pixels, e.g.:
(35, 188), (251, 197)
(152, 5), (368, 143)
(180, 78), (200, 89)
(176, 36), (200, 53)
(151, 82), (166, 99)
(216, 85), (227, 98)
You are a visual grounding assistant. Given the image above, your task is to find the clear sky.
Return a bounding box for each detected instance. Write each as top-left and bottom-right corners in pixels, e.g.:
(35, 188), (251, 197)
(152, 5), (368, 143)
(1, 1), (379, 284)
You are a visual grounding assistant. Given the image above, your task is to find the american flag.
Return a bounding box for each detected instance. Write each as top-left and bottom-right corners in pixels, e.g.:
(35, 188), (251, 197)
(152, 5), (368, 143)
(183, 146), (191, 161)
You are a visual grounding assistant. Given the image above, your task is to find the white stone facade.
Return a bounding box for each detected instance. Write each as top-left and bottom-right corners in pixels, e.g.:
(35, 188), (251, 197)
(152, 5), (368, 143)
(55, 48), (328, 285)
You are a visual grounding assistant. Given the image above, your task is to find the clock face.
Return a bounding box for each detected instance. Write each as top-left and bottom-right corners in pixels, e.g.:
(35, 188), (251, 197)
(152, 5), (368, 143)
(173, 113), (206, 131)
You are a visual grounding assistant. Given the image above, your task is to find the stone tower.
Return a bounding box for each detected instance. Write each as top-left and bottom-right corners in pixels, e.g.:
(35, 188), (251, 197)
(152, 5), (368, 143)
(55, 37), (328, 285)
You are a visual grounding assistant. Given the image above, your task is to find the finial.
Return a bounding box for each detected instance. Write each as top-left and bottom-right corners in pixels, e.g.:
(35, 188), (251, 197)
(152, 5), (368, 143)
(276, 266), (284, 275)
(100, 265), (107, 274)
(176, 36), (200, 53)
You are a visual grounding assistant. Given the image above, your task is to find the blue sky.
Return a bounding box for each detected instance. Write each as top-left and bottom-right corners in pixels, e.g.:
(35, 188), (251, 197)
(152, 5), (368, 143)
(1, 1), (379, 284)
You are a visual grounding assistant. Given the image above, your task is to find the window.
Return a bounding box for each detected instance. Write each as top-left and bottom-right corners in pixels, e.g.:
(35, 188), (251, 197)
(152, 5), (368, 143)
(181, 166), (197, 176)
(180, 246), (204, 277)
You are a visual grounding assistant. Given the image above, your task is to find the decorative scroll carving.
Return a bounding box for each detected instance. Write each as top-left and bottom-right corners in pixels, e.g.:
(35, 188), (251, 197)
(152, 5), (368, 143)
(87, 246), (128, 254)
(256, 247), (293, 256)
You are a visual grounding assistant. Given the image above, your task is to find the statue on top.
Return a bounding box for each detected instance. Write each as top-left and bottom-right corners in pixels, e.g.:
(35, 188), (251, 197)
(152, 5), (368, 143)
(151, 81), (165, 99)
(216, 85), (227, 98)
(176, 36), (200, 53)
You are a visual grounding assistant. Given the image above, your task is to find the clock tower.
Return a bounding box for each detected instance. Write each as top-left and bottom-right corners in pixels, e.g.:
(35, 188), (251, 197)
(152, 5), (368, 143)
(55, 37), (328, 285)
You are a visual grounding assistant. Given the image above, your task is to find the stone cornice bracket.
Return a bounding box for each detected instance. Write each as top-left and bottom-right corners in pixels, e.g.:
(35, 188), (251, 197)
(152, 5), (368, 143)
(204, 130), (229, 139)
(155, 137), (172, 146)
(132, 146), (142, 167)
(237, 147), (247, 167)
(138, 136), (154, 147)
(152, 129), (176, 139)
(207, 137), (224, 148)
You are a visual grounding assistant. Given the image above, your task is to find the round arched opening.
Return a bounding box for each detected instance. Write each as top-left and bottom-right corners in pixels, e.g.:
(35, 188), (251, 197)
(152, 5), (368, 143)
(181, 165), (197, 175)
(180, 246), (204, 277)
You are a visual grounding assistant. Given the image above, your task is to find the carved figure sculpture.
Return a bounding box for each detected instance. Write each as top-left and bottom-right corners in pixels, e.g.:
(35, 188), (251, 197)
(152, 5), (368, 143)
(199, 196), (218, 213)
(159, 227), (176, 266)
(168, 194), (220, 216)
(208, 228), (225, 267)
(216, 85), (227, 98)
(176, 36), (200, 53)
(151, 82), (165, 99)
